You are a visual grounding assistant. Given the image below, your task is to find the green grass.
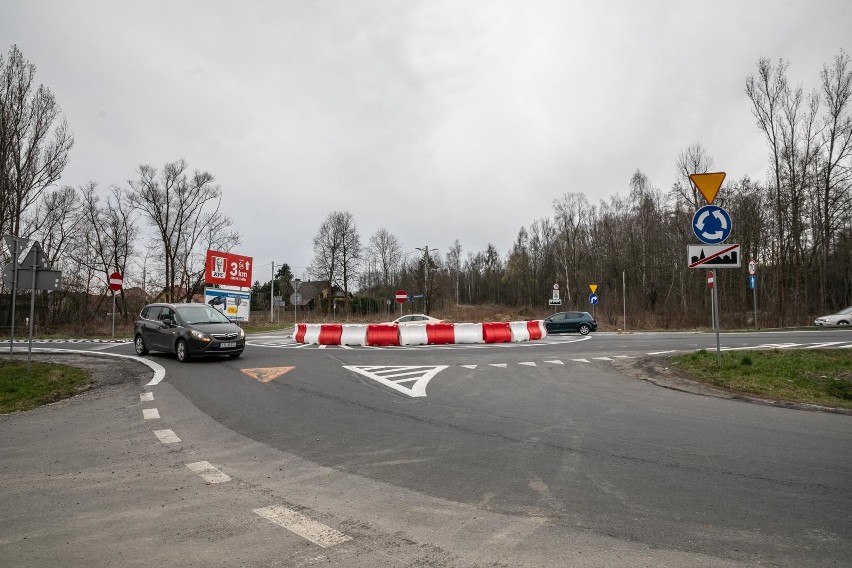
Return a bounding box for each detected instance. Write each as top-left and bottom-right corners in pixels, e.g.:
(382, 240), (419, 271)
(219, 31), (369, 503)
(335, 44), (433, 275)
(0, 360), (93, 413)
(670, 349), (852, 409)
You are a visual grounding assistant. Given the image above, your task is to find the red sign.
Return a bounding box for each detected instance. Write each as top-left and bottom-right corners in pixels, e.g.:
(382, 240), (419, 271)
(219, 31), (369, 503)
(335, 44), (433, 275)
(707, 271), (714, 289)
(395, 290), (408, 303)
(108, 272), (123, 292)
(205, 250), (253, 288)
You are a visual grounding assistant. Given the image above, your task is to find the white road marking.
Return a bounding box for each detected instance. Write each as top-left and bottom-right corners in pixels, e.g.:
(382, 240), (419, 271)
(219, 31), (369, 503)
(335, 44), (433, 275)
(804, 342), (845, 349)
(154, 429), (181, 444)
(140, 392), (154, 402)
(254, 505), (352, 548)
(572, 358), (590, 363)
(490, 363), (507, 368)
(9, 347), (167, 387)
(343, 365), (448, 397)
(593, 357), (613, 361)
(460, 364), (478, 369)
(544, 360), (564, 364)
(647, 350), (677, 355)
(519, 362), (537, 366)
(142, 408), (160, 419)
(186, 461), (230, 483)
(613, 355), (636, 359)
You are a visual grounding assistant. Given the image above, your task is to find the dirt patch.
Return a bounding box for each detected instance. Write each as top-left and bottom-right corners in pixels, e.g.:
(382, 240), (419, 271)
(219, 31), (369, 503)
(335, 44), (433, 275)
(610, 356), (852, 416)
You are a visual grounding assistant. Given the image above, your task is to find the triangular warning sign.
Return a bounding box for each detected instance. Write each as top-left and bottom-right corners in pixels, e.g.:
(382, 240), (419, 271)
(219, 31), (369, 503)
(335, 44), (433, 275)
(342, 365), (447, 397)
(241, 367), (294, 383)
(689, 172), (726, 204)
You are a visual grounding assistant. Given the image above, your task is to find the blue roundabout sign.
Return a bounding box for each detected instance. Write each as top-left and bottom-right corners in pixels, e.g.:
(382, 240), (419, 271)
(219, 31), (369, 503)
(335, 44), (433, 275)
(692, 205), (732, 244)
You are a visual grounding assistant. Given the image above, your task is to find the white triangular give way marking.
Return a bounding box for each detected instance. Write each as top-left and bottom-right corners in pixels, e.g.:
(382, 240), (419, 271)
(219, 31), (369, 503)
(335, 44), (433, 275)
(460, 364), (478, 369)
(544, 360), (564, 365)
(343, 365), (448, 398)
(519, 362), (537, 366)
(490, 363), (507, 368)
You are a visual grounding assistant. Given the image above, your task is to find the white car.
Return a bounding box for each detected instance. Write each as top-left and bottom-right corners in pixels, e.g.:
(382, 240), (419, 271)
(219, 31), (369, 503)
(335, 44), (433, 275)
(391, 314), (444, 326)
(814, 306), (852, 326)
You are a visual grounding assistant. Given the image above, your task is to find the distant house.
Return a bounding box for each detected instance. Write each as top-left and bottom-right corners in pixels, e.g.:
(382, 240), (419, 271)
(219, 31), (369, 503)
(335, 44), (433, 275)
(293, 280), (351, 310)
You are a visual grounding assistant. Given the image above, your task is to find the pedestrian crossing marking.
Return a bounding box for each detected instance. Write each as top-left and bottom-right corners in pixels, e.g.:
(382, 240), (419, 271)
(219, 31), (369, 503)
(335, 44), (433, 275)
(343, 365), (448, 397)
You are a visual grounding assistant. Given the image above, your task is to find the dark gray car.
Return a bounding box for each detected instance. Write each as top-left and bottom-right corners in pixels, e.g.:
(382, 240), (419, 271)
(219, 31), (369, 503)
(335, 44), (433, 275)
(543, 311), (597, 335)
(134, 302), (245, 362)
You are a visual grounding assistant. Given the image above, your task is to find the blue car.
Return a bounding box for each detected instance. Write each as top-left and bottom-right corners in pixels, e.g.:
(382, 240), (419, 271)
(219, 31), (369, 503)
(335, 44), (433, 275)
(544, 311), (597, 335)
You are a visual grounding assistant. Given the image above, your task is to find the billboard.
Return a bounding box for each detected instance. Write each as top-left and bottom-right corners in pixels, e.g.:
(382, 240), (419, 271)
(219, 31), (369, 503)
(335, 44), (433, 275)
(205, 287), (251, 322)
(205, 249), (253, 288)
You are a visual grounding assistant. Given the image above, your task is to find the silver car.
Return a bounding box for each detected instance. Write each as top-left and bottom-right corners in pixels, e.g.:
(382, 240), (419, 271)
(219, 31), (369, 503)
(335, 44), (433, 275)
(814, 306), (852, 326)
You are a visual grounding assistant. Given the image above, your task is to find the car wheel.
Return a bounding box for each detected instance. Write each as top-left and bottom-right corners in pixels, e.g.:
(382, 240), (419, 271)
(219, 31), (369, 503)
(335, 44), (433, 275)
(228, 352), (242, 359)
(578, 324), (591, 335)
(134, 335), (149, 355)
(175, 339), (189, 362)
(839, 320), (850, 326)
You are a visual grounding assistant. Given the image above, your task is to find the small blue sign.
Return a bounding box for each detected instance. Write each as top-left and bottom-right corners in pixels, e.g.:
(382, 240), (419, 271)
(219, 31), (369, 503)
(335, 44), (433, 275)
(589, 293), (599, 305)
(749, 275), (757, 289)
(692, 205), (732, 244)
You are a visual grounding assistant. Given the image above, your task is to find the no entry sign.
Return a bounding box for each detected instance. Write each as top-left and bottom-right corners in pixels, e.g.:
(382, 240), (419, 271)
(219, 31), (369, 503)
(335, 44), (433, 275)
(395, 290), (408, 303)
(109, 272), (123, 292)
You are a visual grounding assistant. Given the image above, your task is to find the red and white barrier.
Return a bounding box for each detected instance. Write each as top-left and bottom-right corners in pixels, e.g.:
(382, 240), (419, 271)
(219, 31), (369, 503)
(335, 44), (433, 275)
(294, 320), (547, 346)
(452, 322), (483, 344)
(399, 325), (428, 346)
(426, 323), (455, 344)
(302, 323), (321, 344)
(340, 324), (367, 346)
(366, 323), (400, 346)
(482, 321), (512, 343)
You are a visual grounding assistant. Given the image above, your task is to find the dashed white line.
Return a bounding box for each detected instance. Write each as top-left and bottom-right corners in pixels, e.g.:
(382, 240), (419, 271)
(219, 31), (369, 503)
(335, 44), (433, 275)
(186, 461), (230, 484)
(254, 505), (352, 548)
(153, 429), (181, 444)
(142, 408), (160, 420)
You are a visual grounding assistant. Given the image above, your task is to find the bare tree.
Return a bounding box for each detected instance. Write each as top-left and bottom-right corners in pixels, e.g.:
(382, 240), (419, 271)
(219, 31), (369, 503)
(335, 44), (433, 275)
(127, 160), (233, 301)
(369, 227), (403, 290)
(445, 239), (462, 305)
(746, 58), (790, 323)
(816, 49), (852, 308)
(673, 143), (714, 208)
(0, 44), (74, 238)
(310, 211), (361, 297)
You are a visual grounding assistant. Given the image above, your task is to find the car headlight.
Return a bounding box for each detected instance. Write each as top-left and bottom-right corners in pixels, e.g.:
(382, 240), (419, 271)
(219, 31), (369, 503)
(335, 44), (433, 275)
(191, 330), (211, 342)
(238, 328), (245, 339)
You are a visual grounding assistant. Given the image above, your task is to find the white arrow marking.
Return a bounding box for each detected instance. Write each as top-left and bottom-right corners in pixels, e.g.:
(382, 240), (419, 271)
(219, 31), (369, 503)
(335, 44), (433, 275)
(343, 365), (447, 397)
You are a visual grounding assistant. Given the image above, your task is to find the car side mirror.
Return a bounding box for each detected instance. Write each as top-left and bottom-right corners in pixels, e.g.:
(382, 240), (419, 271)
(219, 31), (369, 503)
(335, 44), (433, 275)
(161, 316), (174, 327)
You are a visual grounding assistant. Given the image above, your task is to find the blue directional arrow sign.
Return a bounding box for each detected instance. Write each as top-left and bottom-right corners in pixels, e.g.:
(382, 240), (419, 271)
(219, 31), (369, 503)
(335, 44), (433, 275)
(692, 205), (732, 244)
(589, 293), (599, 305)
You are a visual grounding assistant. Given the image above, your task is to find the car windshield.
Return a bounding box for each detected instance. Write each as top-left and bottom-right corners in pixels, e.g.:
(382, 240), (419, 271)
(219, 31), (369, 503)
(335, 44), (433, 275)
(176, 305), (232, 324)
(835, 307), (852, 315)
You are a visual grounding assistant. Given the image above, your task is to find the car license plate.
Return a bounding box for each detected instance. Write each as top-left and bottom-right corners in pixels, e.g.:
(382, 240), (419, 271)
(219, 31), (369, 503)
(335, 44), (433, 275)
(220, 342), (237, 348)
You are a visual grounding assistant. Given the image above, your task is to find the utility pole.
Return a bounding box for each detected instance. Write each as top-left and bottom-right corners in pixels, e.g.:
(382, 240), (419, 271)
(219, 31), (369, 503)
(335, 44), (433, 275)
(415, 245), (437, 314)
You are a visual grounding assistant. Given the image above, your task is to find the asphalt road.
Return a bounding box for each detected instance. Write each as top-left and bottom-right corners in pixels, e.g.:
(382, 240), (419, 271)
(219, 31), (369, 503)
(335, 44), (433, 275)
(2, 328), (851, 566)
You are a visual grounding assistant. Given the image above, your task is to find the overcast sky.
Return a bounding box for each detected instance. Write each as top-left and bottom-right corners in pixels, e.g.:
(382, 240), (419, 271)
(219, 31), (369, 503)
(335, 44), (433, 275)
(2, 1), (849, 281)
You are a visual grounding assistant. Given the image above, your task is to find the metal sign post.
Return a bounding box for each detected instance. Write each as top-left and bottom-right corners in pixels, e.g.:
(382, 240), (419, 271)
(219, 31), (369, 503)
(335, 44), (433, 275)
(712, 269), (721, 368)
(749, 260), (758, 329)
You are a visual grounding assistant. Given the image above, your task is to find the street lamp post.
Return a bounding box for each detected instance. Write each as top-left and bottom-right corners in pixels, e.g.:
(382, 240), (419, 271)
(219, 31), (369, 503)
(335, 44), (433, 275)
(415, 246), (438, 314)
(292, 278), (302, 333)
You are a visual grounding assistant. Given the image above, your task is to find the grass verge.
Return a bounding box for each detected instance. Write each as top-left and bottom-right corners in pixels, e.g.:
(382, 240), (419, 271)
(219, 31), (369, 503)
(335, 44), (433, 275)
(670, 349), (852, 409)
(0, 360), (92, 414)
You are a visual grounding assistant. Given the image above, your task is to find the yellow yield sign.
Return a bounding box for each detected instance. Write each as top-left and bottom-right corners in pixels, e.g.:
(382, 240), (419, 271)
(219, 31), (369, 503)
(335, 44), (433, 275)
(689, 172), (726, 205)
(589, 284), (598, 293)
(241, 367), (294, 383)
